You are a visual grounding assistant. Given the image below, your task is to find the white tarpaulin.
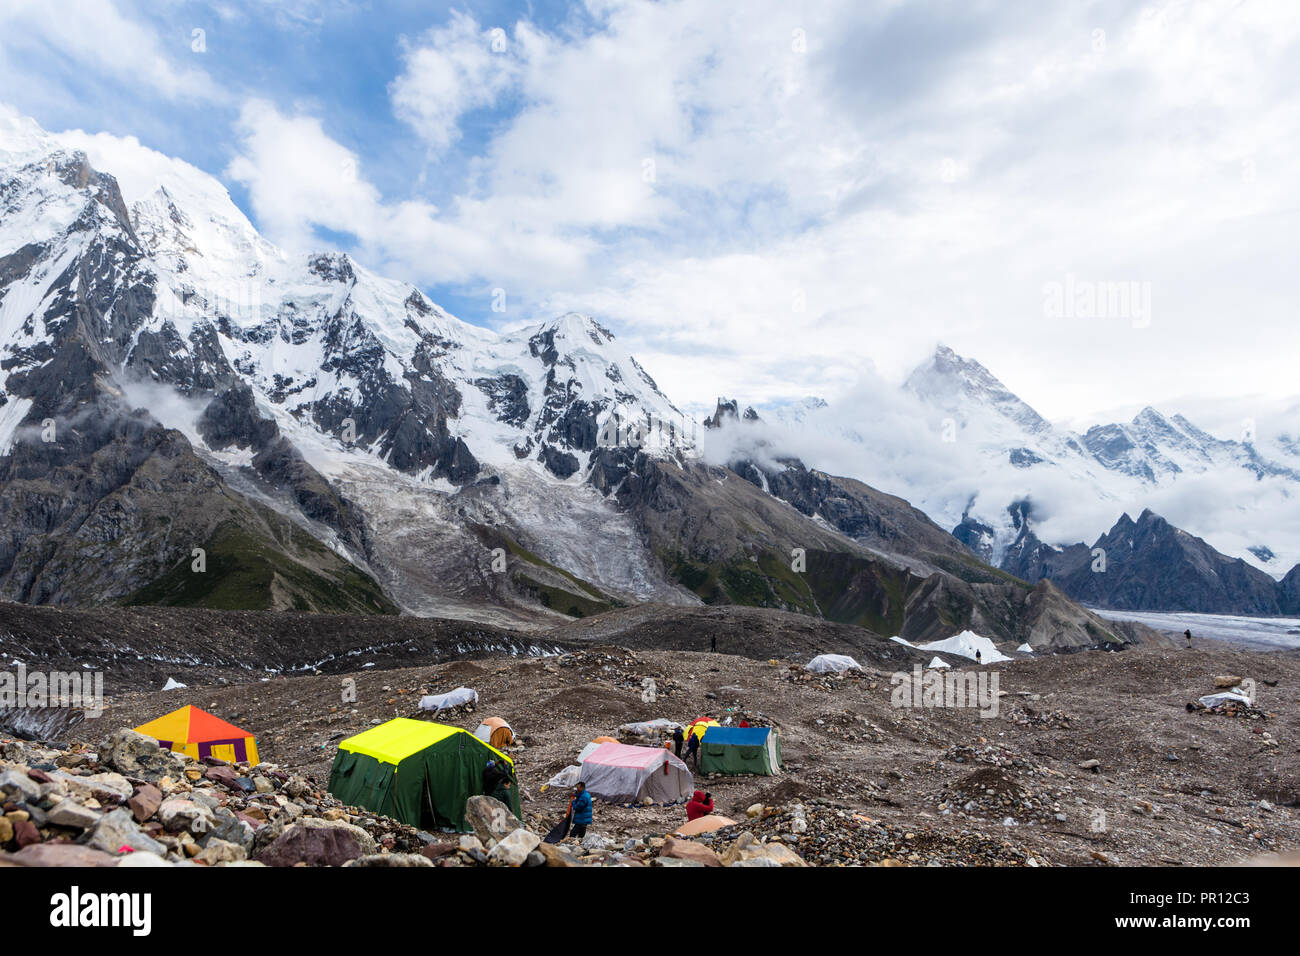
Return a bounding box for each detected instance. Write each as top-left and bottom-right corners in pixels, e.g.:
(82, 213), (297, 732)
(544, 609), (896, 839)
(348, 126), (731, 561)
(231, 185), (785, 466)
(577, 742), (602, 764)
(927, 656), (950, 669)
(805, 654), (862, 673)
(1199, 690), (1253, 708)
(618, 718), (681, 737)
(418, 687), (478, 712)
(547, 765), (582, 788)
(1016, 643), (1034, 654)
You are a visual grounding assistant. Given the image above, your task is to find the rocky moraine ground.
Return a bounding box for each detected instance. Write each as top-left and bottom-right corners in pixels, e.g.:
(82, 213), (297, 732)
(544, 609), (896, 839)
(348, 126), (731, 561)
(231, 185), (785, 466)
(2, 611), (1296, 867)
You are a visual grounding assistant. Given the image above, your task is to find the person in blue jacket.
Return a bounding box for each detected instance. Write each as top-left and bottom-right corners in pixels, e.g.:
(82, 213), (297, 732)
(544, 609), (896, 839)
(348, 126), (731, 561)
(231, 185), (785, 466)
(568, 782), (593, 840)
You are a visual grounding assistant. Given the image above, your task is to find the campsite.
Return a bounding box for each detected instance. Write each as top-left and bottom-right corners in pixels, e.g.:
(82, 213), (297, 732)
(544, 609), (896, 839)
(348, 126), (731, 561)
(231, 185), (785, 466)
(0, 637), (1289, 868)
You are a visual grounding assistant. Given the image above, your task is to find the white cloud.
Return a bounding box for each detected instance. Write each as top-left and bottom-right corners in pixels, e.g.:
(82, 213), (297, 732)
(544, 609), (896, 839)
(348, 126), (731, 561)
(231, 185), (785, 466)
(225, 99), (385, 251)
(0, 0), (221, 104)
(358, 0), (1300, 424)
(390, 11), (518, 156)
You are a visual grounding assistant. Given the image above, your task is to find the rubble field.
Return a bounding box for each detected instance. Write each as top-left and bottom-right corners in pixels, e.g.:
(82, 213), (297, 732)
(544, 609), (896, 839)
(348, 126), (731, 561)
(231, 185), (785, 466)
(3, 642), (1297, 867)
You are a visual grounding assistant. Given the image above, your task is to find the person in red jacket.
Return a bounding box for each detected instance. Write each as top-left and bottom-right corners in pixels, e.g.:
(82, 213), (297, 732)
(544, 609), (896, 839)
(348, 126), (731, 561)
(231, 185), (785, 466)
(686, 790), (714, 821)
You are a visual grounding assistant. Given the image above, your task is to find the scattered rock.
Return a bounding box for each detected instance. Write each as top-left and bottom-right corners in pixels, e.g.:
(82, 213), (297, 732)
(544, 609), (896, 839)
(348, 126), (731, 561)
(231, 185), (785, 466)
(660, 835), (722, 867)
(487, 828), (541, 866)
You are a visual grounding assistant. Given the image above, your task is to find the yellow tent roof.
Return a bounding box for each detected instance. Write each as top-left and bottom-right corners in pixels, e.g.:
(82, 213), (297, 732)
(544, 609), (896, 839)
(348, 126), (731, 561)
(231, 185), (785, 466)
(339, 718), (513, 767)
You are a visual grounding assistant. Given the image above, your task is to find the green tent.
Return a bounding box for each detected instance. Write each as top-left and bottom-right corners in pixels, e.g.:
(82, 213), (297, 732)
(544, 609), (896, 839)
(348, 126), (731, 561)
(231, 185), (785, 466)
(698, 726), (782, 775)
(327, 718), (521, 831)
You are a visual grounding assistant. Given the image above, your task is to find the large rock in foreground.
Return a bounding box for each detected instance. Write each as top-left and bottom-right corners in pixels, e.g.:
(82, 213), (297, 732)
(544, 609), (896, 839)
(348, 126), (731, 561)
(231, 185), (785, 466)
(256, 818), (377, 867)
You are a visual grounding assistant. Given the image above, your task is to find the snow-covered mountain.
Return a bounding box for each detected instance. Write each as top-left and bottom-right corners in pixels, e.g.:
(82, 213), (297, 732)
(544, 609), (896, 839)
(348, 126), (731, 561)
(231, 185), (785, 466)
(756, 344), (1300, 582)
(0, 107), (695, 621)
(0, 107), (1147, 650)
(905, 346), (1300, 575)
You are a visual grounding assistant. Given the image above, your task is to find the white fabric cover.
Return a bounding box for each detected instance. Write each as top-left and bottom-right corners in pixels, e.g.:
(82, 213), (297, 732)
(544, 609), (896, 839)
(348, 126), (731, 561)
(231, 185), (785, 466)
(617, 718), (681, 737)
(927, 656), (950, 669)
(579, 743), (693, 803)
(1199, 690), (1253, 708)
(547, 765), (582, 787)
(418, 686), (478, 712)
(805, 654), (861, 673)
(577, 742), (602, 764)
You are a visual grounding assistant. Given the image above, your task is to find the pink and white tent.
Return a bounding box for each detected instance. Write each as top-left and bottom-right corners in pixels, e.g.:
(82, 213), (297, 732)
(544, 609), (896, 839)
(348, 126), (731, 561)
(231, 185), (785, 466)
(578, 742), (694, 804)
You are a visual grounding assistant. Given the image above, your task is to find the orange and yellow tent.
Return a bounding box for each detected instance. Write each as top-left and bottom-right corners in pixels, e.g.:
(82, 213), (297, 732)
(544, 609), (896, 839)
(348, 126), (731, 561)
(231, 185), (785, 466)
(133, 705), (260, 766)
(685, 717), (719, 741)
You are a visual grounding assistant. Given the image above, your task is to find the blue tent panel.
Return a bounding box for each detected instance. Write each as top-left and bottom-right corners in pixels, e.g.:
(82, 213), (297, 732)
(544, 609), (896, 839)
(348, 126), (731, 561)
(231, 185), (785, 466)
(702, 726), (772, 746)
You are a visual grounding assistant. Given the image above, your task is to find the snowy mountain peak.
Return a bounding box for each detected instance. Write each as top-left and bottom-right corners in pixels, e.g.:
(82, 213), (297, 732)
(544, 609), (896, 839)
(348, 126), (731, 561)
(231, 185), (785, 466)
(904, 344), (1053, 436)
(0, 110), (689, 496)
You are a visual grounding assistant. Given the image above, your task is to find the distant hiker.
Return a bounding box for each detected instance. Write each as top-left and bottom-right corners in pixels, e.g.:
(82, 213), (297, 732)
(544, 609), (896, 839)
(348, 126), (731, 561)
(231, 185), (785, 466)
(975, 649), (982, 664)
(1185, 629), (1193, 649)
(711, 635), (718, 652)
(686, 789), (714, 821)
(568, 782), (593, 840)
(672, 726), (685, 758)
(684, 731), (700, 768)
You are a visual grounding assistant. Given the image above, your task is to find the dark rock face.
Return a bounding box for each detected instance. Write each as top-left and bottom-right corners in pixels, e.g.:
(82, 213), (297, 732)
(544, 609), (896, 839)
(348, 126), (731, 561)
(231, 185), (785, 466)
(540, 444), (580, 480)
(474, 374), (530, 427)
(198, 383), (278, 450)
(548, 400), (600, 453)
(951, 513), (996, 564)
(1008, 447), (1045, 468)
(1278, 564), (1300, 614)
(1003, 509), (1286, 614)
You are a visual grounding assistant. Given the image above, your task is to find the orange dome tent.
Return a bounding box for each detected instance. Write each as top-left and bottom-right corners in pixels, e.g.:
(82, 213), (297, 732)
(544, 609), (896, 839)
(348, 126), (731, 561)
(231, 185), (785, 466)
(592, 735), (619, 744)
(133, 705), (259, 766)
(473, 717), (515, 750)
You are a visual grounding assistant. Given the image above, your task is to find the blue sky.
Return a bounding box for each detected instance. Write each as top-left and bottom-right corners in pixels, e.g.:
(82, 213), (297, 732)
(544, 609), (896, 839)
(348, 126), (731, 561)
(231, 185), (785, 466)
(1, 0), (1298, 423)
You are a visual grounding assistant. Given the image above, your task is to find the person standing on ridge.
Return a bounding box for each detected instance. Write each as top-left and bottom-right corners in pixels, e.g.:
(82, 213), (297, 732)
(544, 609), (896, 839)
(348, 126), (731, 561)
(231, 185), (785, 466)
(1185, 628), (1193, 649)
(711, 634), (717, 652)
